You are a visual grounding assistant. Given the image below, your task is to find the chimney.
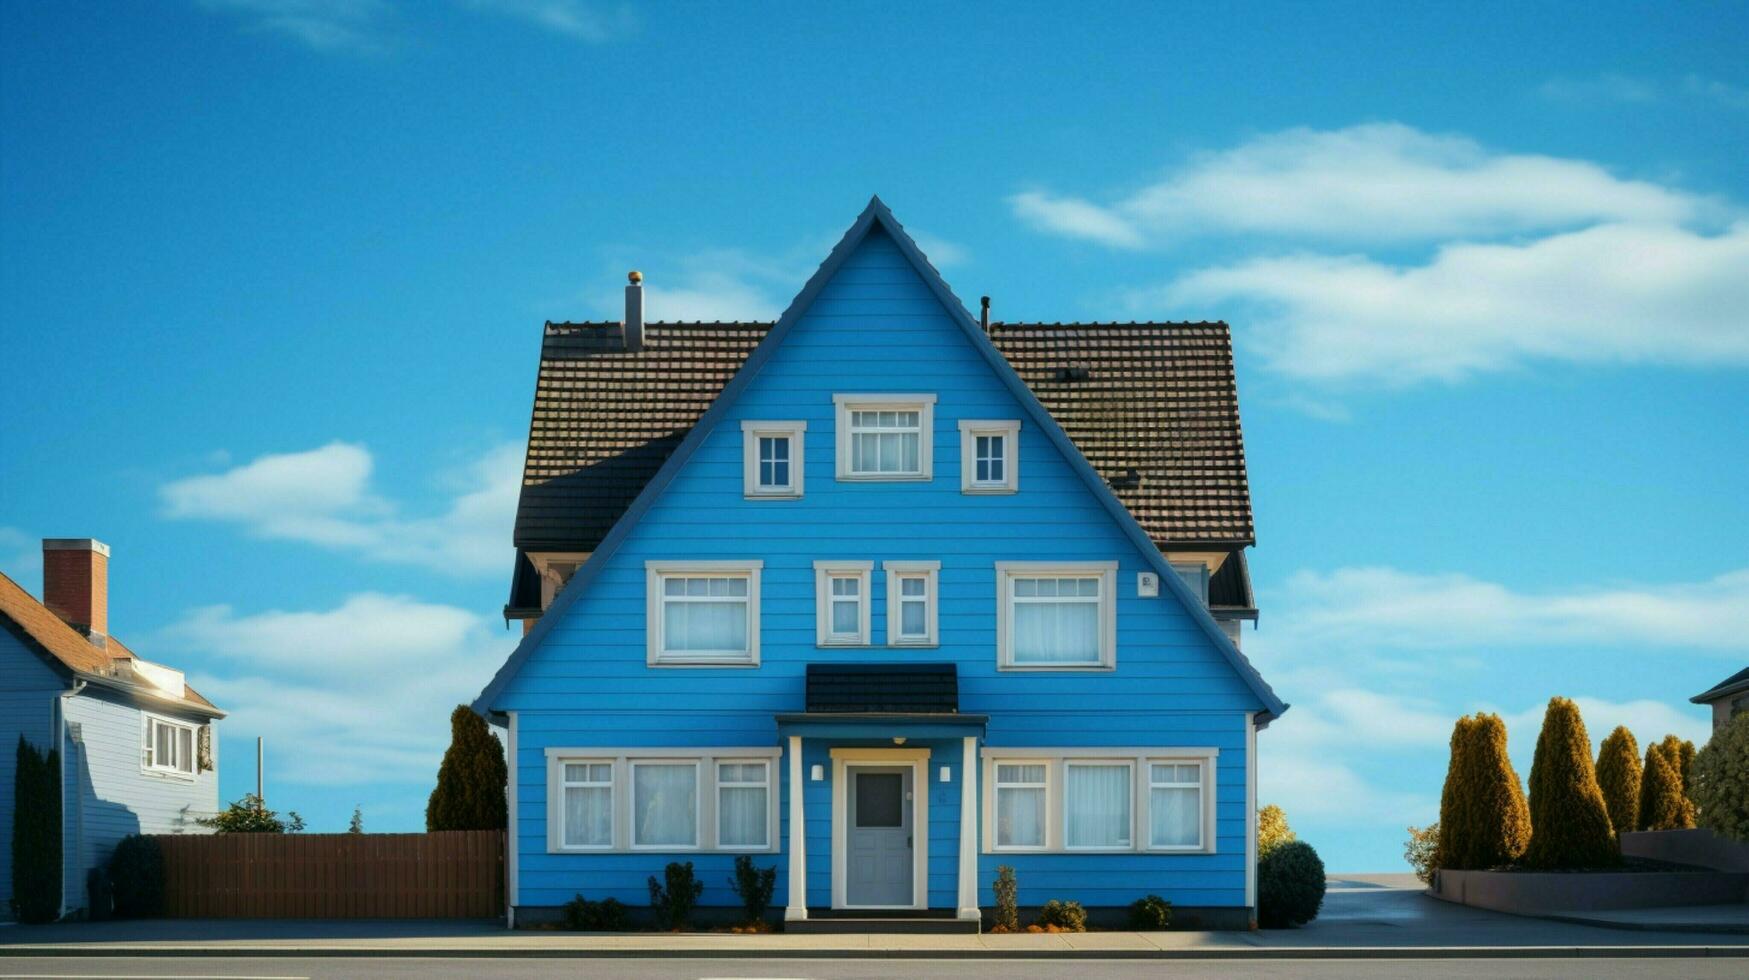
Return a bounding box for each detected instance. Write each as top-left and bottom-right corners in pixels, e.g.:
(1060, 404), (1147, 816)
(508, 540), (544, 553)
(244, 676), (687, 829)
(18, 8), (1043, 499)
(624, 270), (644, 352)
(979, 296), (990, 333)
(43, 538), (109, 645)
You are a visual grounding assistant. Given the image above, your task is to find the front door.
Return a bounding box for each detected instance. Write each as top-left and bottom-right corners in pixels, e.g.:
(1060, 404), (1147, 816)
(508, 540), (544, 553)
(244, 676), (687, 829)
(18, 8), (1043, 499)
(846, 766), (913, 907)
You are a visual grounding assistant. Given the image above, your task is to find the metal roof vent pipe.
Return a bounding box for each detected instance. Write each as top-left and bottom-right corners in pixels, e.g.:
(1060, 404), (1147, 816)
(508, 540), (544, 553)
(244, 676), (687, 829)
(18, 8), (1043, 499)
(980, 295), (990, 333)
(624, 270), (644, 351)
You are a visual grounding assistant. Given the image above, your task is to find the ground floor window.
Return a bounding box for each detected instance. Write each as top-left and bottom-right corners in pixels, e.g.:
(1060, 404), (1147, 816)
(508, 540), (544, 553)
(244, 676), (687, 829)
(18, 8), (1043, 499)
(982, 748), (1217, 854)
(545, 747), (780, 854)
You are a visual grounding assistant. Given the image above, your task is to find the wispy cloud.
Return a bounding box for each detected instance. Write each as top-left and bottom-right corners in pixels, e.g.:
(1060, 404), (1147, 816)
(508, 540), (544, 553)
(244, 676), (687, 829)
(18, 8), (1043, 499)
(197, 0), (395, 53)
(160, 441), (521, 577)
(164, 593), (513, 786)
(457, 0), (636, 42)
(1008, 124), (1712, 247)
(1685, 74), (1749, 111)
(1538, 72), (1749, 112)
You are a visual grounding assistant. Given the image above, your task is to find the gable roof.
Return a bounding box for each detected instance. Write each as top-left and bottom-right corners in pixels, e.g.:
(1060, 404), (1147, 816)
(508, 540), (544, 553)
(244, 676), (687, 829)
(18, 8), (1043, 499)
(0, 570), (221, 715)
(513, 321), (1253, 555)
(475, 197), (1286, 724)
(1692, 666), (1749, 705)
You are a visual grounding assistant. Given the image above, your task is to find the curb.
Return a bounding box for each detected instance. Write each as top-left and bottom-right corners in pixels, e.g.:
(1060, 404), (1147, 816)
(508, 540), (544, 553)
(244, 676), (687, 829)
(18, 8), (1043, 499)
(1537, 913), (1749, 936)
(3, 945), (1749, 960)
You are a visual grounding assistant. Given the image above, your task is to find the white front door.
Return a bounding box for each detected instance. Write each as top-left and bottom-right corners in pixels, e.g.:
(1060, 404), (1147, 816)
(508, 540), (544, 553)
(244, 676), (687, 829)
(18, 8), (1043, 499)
(846, 766), (913, 907)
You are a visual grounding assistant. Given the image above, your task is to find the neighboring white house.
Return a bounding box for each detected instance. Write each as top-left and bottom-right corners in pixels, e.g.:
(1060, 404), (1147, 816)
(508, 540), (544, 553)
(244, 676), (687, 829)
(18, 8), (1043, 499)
(1692, 667), (1749, 733)
(0, 539), (223, 920)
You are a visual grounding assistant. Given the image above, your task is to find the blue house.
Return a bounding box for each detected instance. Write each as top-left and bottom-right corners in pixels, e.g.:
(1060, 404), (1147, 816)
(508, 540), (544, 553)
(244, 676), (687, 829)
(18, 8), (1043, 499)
(1, 539), (223, 920)
(473, 198), (1285, 929)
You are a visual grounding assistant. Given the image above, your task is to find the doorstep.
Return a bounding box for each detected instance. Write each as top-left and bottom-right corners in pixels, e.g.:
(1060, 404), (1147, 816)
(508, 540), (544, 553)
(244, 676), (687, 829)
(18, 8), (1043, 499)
(788, 909), (980, 934)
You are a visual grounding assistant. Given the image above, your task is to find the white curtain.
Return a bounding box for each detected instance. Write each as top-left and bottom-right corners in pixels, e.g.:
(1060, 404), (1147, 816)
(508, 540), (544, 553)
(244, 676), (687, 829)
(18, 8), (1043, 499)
(635, 764), (697, 846)
(1013, 601), (1099, 663)
(1066, 764), (1130, 847)
(996, 764), (1046, 847)
(564, 786), (612, 847)
(1151, 787), (1200, 847)
(664, 599), (747, 651)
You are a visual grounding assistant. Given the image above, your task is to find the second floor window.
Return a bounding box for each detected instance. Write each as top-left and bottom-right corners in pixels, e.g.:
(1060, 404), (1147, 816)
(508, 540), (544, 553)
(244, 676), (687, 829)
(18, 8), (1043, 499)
(997, 562), (1118, 669)
(814, 560), (872, 646)
(143, 715), (196, 776)
(884, 560), (939, 646)
(646, 561), (763, 666)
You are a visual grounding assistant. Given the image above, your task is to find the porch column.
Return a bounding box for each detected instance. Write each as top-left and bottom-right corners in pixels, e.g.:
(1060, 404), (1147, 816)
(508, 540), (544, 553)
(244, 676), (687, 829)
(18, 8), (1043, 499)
(785, 734), (808, 921)
(956, 735), (980, 920)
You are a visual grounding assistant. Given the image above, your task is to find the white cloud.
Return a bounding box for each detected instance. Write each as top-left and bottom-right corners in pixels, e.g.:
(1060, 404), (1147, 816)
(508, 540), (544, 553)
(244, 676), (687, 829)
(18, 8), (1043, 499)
(160, 441), (521, 577)
(1009, 124), (1712, 247)
(1539, 74), (1661, 105)
(1685, 74), (1749, 111)
(1260, 742), (1435, 824)
(0, 527), (42, 586)
(457, 0), (636, 42)
(1499, 696), (1712, 777)
(165, 593), (513, 786)
(1147, 221), (1749, 385)
(197, 0), (393, 53)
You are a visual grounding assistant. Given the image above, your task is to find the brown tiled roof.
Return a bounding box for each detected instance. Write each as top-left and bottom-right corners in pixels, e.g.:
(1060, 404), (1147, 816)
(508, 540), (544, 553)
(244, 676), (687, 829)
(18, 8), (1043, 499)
(513, 319), (1255, 553)
(0, 571), (219, 713)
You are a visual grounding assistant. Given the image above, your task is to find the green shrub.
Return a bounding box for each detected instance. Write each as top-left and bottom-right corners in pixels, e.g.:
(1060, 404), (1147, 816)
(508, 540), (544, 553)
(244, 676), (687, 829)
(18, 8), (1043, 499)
(1436, 713), (1529, 869)
(1639, 743), (1693, 831)
(1524, 697), (1619, 869)
(1128, 894), (1172, 930)
(1258, 840), (1325, 928)
(648, 861), (704, 930)
(1658, 734), (1698, 824)
(1034, 899), (1087, 932)
(1595, 727), (1642, 835)
(107, 834), (165, 918)
(199, 793), (286, 833)
(1692, 713), (1749, 841)
(11, 736), (61, 924)
(728, 855), (776, 924)
(1404, 824), (1439, 884)
(992, 865), (1019, 932)
(1258, 804), (1295, 856)
(426, 706), (508, 831)
(561, 894), (629, 931)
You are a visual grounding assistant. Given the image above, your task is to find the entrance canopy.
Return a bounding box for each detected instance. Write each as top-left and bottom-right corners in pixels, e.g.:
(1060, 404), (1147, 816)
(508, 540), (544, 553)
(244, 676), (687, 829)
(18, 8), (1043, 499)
(776, 663), (987, 739)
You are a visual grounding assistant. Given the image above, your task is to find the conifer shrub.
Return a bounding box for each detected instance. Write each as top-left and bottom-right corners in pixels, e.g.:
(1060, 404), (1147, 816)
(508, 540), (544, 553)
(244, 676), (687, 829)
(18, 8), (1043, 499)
(1034, 899), (1087, 932)
(1258, 840), (1325, 928)
(991, 865), (1019, 932)
(1435, 713), (1530, 869)
(1594, 726), (1642, 835)
(11, 736), (61, 924)
(1128, 894), (1172, 929)
(1523, 697), (1619, 868)
(1691, 713), (1749, 842)
(1658, 734), (1698, 824)
(562, 894), (629, 930)
(728, 855), (776, 924)
(427, 706), (508, 831)
(107, 834), (165, 918)
(647, 861), (704, 930)
(1638, 744), (1692, 831)
(199, 793), (286, 833)
(1258, 804), (1295, 856)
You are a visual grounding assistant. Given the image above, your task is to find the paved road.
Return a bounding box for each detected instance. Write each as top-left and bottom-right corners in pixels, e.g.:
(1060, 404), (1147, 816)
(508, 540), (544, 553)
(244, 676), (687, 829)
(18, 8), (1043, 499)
(1, 956), (1745, 979)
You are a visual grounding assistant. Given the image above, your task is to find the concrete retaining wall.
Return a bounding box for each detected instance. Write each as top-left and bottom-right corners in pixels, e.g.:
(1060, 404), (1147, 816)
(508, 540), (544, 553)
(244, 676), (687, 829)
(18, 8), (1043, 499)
(1622, 829), (1749, 872)
(1431, 868), (1748, 913)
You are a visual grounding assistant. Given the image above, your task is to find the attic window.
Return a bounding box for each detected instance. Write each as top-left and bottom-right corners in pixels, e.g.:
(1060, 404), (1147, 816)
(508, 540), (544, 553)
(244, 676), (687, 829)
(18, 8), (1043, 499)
(741, 421), (806, 498)
(833, 394), (936, 481)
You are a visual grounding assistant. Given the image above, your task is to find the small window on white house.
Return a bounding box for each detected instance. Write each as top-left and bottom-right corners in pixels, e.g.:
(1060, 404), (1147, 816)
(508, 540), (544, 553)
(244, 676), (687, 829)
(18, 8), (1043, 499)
(632, 761), (699, 849)
(814, 561), (872, 646)
(646, 561), (763, 666)
(143, 715), (196, 776)
(996, 562), (1117, 669)
(716, 761), (771, 849)
(833, 394), (936, 481)
(1148, 762), (1204, 849)
(958, 420), (1019, 493)
(561, 762), (614, 848)
(1065, 761), (1133, 849)
(741, 421), (806, 498)
(883, 560), (939, 646)
(993, 762), (1047, 849)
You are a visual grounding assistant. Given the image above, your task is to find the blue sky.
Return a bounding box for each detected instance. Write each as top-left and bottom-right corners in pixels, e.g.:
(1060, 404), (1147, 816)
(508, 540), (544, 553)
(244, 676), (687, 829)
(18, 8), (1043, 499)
(2, 1), (1745, 870)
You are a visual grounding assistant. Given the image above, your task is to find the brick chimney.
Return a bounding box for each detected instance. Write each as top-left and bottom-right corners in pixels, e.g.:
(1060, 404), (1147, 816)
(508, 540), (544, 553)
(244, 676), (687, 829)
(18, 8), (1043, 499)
(42, 538), (109, 645)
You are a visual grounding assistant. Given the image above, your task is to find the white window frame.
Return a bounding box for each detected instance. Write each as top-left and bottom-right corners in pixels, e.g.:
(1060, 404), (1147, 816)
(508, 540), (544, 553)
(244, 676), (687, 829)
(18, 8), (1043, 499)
(1063, 759), (1136, 852)
(995, 561), (1118, 670)
(545, 747), (781, 854)
(1146, 758), (1210, 852)
(629, 759), (702, 851)
(814, 560), (873, 646)
(645, 560), (763, 667)
(979, 747), (1218, 855)
(715, 758), (773, 851)
(958, 419), (1020, 494)
(556, 759), (615, 851)
(833, 394), (936, 481)
(741, 421), (806, 499)
(991, 759), (1050, 852)
(141, 712), (197, 779)
(883, 560), (939, 647)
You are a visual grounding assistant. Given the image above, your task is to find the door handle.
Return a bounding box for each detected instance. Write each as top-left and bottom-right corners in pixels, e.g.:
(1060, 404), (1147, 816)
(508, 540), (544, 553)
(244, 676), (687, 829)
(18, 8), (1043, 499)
(907, 835), (913, 848)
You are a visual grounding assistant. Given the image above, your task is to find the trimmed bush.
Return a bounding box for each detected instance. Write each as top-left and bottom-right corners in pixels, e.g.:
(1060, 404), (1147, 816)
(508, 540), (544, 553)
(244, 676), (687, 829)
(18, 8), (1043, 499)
(728, 855), (776, 924)
(1435, 713), (1530, 869)
(992, 865), (1019, 932)
(107, 834), (165, 918)
(1595, 726), (1642, 835)
(427, 706), (508, 831)
(1638, 743), (1693, 831)
(1524, 697), (1619, 869)
(1128, 894), (1172, 930)
(11, 736), (61, 924)
(1404, 824), (1439, 884)
(1258, 840), (1326, 928)
(648, 861), (704, 930)
(561, 894), (629, 931)
(199, 793), (286, 833)
(1692, 713), (1749, 841)
(1258, 804), (1295, 856)
(1658, 734), (1698, 824)
(1034, 899), (1087, 932)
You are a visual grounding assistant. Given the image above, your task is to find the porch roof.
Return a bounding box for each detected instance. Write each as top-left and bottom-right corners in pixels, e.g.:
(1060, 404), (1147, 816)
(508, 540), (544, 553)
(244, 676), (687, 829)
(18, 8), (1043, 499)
(775, 711), (989, 740)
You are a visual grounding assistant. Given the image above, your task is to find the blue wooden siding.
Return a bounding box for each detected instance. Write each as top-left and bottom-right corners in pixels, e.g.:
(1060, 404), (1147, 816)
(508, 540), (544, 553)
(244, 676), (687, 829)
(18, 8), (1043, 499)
(0, 630), (60, 916)
(503, 226), (1263, 911)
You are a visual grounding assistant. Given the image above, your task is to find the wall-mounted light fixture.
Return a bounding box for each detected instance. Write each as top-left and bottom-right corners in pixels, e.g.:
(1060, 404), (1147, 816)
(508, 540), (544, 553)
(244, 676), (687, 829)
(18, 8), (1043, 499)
(810, 764), (824, 782)
(892, 736), (908, 745)
(939, 766), (952, 783)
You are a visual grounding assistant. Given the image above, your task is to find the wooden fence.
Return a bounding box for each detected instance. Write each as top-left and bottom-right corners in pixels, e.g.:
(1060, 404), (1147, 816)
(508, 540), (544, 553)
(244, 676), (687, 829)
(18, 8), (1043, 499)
(153, 830), (504, 918)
